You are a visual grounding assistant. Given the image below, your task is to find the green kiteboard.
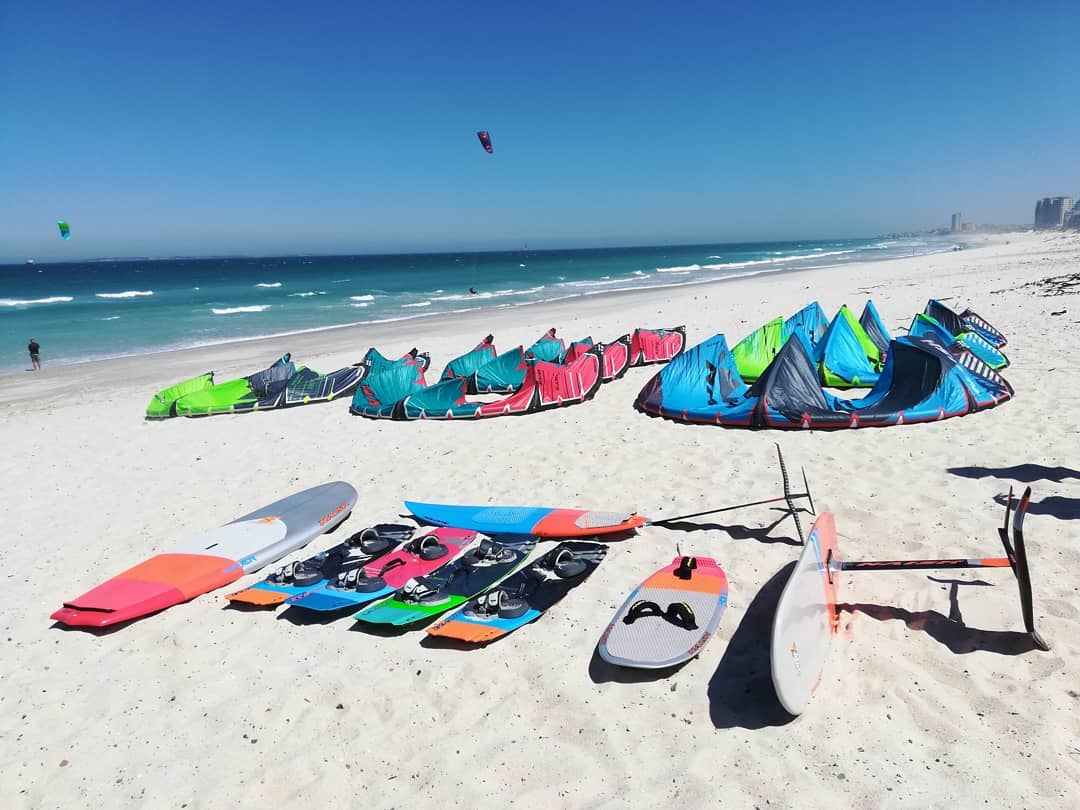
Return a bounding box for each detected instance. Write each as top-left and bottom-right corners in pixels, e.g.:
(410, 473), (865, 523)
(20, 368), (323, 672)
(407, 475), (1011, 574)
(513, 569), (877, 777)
(353, 535), (536, 626)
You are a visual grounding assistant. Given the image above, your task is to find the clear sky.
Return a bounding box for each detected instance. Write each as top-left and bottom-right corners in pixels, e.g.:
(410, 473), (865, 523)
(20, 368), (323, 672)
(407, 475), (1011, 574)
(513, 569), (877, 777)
(1, 1), (1077, 261)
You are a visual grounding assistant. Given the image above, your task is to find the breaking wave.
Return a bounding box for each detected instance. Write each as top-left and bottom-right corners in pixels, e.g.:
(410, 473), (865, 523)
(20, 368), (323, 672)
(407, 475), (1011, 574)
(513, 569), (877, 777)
(212, 305), (271, 315)
(95, 290), (153, 299)
(0, 296), (74, 306)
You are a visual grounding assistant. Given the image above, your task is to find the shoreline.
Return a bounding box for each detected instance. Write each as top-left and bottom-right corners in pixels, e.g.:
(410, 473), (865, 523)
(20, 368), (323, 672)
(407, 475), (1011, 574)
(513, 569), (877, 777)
(0, 237), (980, 385)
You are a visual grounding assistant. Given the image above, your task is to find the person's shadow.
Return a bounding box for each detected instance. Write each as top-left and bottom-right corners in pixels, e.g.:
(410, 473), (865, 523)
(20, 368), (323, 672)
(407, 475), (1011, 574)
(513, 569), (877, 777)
(992, 493), (1080, 521)
(947, 464), (1080, 483)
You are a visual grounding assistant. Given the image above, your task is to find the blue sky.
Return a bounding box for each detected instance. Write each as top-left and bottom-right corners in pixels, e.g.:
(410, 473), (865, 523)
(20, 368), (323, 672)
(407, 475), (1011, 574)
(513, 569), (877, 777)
(1, 1), (1077, 261)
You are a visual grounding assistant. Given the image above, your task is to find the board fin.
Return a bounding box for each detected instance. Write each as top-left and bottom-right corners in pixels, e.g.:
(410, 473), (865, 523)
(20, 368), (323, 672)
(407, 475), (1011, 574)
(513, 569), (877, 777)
(998, 486), (1050, 651)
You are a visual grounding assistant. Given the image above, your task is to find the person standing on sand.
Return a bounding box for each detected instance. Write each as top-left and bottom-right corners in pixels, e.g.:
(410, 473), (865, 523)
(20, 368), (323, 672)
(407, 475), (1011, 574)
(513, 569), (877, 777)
(28, 338), (41, 371)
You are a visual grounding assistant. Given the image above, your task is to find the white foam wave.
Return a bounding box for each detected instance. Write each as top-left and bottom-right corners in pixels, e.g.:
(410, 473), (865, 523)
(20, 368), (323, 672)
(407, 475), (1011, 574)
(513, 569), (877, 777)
(95, 290), (153, 299)
(212, 305), (270, 315)
(0, 296), (74, 306)
(562, 278), (632, 289)
(350, 302), (370, 308)
(656, 264), (701, 273)
(101, 316), (121, 321)
(349, 295), (374, 302)
(430, 286), (545, 302)
(255, 282), (282, 288)
(289, 291), (327, 298)
(401, 301), (432, 308)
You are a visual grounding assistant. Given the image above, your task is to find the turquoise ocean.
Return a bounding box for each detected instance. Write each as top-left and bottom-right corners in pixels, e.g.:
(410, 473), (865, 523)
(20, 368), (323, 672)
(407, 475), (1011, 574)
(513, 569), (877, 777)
(0, 237), (958, 373)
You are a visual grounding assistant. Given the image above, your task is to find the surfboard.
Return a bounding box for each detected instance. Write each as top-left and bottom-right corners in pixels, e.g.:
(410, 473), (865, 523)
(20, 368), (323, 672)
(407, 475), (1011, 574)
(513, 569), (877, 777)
(284, 527), (476, 612)
(769, 512), (840, 716)
(225, 523), (413, 607)
(426, 541), (607, 643)
(51, 482), (358, 628)
(404, 500), (648, 538)
(597, 556), (728, 669)
(353, 535), (537, 626)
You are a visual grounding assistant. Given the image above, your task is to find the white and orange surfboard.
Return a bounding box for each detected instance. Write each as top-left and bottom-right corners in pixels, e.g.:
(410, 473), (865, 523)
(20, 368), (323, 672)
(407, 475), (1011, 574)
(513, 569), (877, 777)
(51, 482), (357, 628)
(770, 512), (840, 715)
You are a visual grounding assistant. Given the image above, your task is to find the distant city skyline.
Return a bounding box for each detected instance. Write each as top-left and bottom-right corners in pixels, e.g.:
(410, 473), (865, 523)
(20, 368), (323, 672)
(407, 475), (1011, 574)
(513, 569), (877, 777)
(2, 1), (1078, 262)
(1035, 196), (1076, 230)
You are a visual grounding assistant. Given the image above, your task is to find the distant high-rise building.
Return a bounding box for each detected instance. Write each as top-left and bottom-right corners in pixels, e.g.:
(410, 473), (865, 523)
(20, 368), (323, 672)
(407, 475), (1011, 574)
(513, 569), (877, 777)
(1035, 197), (1075, 229)
(951, 213), (962, 232)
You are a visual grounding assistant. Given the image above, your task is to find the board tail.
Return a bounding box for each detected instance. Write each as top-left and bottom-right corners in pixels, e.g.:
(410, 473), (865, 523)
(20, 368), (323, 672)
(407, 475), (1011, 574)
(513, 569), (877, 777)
(997, 486), (1050, 651)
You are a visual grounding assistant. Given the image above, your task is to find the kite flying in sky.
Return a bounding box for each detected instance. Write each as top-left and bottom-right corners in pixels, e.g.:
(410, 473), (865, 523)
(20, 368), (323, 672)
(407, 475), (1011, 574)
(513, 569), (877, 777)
(57, 220), (71, 239)
(476, 131), (493, 154)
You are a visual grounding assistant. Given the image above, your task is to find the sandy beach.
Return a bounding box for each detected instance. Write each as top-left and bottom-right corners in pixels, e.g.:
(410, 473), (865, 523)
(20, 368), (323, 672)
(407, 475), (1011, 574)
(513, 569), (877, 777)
(3, 230), (1079, 808)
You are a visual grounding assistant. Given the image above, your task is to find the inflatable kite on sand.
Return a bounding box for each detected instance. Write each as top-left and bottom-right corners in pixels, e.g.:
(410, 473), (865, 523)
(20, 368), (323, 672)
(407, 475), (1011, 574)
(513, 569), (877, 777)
(734, 302), (885, 388)
(635, 329), (1012, 429)
(362, 347), (605, 420)
(148, 348), (427, 418)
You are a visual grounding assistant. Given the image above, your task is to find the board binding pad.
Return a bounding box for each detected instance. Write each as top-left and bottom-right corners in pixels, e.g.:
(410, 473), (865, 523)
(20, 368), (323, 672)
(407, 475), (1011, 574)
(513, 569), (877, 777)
(404, 500), (648, 538)
(353, 534), (537, 626)
(426, 541), (608, 643)
(284, 527), (476, 612)
(225, 523), (413, 606)
(597, 556), (728, 669)
(51, 481), (358, 628)
(769, 512), (840, 716)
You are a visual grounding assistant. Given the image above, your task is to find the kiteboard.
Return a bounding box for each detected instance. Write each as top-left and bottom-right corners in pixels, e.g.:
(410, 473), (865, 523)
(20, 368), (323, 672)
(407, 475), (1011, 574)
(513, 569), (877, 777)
(353, 535), (537, 626)
(225, 523), (413, 607)
(597, 556), (728, 669)
(769, 512), (840, 716)
(51, 481), (357, 628)
(404, 500), (648, 538)
(426, 541), (607, 643)
(284, 527), (475, 612)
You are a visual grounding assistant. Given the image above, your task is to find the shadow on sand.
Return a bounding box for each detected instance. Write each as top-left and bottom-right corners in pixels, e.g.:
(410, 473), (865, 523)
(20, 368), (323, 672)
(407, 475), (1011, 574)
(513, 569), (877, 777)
(707, 563), (795, 730)
(347, 616), (437, 637)
(657, 510), (803, 547)
(992, 493), (1080, 521)
(276, 605), (354, 627)
(947, 464), (1080, 483)
(838, 599), (1041, 656)
(587, 647), (690, 685)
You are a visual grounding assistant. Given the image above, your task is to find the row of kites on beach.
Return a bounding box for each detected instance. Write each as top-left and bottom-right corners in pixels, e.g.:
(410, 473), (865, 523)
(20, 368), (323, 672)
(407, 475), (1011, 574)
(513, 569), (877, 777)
(145, 299), (1011, 430)
(145, 327), (684, 420)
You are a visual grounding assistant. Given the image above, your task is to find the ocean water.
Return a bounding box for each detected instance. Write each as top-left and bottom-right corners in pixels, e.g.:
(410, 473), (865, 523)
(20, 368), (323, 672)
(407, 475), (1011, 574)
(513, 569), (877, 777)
(0, 237), (957, 372)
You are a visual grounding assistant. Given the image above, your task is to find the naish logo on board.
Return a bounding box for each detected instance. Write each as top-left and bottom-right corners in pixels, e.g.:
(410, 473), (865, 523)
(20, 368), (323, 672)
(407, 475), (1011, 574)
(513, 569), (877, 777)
(789, 641), (802, 675)
(319, 502), (349, 526)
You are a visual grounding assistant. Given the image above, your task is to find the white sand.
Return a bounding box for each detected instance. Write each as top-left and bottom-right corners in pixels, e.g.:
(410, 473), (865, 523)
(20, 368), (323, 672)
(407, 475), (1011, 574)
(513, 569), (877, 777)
(3, 231), (1079, 808)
